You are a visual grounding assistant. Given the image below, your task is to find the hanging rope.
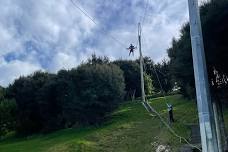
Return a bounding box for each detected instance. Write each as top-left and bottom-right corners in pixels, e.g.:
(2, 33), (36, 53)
(142, 60), (202, 151)
(137, 20), (202, 151)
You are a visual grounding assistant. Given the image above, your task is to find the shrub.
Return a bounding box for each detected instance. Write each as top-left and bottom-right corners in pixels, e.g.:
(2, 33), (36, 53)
(6, 63), (125, 135)
(0, 99), (16, 138)
(71, 63), (125, 125)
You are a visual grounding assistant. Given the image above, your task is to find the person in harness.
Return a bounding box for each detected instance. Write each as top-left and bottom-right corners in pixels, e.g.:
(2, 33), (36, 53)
(166, 103), (174, 124)
(127, 44), (137, 56)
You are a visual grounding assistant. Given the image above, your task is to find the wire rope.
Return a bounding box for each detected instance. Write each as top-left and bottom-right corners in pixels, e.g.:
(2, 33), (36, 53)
(142, 65), (202, 151)
(139, 22), (202, 151)
(70, 0), (126, 48)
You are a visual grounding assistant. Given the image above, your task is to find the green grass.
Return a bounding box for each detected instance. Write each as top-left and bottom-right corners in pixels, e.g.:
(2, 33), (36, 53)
(0, 95), (200, 152)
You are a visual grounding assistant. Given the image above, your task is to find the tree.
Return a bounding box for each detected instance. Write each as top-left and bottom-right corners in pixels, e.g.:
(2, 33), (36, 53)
(0, 99), (16, 138)
(144, 73), (154, 95)
(113, 60), (141, 99)
(141, 57), (173, 94)
(0, 86), (4, 100)
(167, 25), (195, 98)
(38, 69), (79, 130)
(71, 63), (125, 125)
(7, 71), (51, 134)
(87, 54), (110, 65)
(167, 0), (228, 99)
(152, 60), (173, 93)
(6, 58), (125, 135)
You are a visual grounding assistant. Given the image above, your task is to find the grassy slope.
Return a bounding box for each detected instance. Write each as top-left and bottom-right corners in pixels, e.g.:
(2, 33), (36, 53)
(0, 95), (200, 152)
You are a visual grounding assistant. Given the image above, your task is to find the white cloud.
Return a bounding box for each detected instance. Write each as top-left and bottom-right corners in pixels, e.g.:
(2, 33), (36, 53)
(0, 0), (97, 86)
(90, 0), (189, 62)
(0, 0), (204, 86)
(0, 59), (43, 87)
(48, 52), (78, 73)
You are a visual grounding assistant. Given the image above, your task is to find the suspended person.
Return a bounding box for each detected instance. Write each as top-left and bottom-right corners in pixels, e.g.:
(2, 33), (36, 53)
(166, 103), (174, 124)
(127, 44), (137, 56)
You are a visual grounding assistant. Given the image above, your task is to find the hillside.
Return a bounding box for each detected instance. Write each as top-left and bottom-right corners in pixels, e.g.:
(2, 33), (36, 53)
(0, 95), (200, 152)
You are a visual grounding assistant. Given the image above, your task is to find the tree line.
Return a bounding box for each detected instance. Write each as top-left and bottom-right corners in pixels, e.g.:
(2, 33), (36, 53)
(0, 55), (172, 137)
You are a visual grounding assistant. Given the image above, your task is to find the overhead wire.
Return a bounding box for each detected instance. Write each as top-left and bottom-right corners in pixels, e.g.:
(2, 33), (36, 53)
(135, 0), (150, 48)
(70, 0), (126, 48)
(141, 0), (150, 30)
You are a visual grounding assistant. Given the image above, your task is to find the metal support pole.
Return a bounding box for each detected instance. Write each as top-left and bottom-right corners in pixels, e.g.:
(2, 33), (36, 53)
(187, 0), (219, 151)
(138, 23), (146, 103)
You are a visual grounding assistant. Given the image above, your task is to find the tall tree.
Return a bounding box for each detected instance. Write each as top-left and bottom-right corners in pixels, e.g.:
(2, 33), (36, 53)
(7, 71), (51, 134)
(141, 57), (173, 94)
(71, 63), (125, 125)
(113, 60), (141, 98)
(0, 99), (17, 137)
(167, 0), (228, 99)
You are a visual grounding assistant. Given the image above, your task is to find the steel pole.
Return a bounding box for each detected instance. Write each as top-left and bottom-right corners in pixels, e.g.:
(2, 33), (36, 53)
(187, 0), (219, 151)
(138, 23), (146, 103)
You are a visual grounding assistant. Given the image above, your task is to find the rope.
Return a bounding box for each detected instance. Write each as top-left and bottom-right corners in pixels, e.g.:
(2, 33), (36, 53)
(142, 100), (202, 151)
(137, 20), (202, 151)
(70, 0), (126, 48)
(140, 58), (202, 151)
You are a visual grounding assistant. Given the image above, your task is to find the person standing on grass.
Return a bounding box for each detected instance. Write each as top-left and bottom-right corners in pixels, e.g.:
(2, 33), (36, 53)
(167, 103), (174, 124)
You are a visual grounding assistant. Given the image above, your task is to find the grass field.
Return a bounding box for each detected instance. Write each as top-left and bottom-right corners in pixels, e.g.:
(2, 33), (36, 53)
(0, 95), (201, 152)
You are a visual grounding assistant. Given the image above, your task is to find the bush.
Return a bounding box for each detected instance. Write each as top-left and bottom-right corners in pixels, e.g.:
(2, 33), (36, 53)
(6, 63), (125, 135)
(0, 99), (17, 138)
(113, 60), (141, 99)
(7, 72), (51, 135)
(71, 63), (125, 125)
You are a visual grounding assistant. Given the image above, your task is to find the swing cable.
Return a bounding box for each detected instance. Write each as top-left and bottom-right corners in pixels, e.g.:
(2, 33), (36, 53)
(70, 0), (126, 48)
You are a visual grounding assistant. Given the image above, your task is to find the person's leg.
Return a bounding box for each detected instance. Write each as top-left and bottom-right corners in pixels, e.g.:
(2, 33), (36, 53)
(170, 110), (174, 122)
(129, 50), (133, 56)
(169, 111), (172, 123)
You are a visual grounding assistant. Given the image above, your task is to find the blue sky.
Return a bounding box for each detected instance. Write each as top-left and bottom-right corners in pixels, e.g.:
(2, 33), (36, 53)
(0, 0), (206, 86)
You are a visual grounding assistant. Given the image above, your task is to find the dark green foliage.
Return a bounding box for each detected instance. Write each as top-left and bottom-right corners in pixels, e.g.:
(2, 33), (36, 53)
(152, 60), (173, 93)
(0, 86), (4, 100)
(168, 0), (228, 98)
(7, 71), (51, 134)
(87, 54), (110, 65)
(167, 27), (195, 98)
(56, 70), (79, 128)
(71, 64), (125, 125)
(0, 98), (16, 137)
(201, 0), (228, 75)
(141, 57), (173, 93)
(113, 60), (141, 98)
(6, 61), (125, 135)
(0, 87), (17, 138)
(113, 57), (173, 98)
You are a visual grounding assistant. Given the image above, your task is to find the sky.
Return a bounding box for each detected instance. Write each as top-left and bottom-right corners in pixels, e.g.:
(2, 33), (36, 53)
(0, 0), (207, 87)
